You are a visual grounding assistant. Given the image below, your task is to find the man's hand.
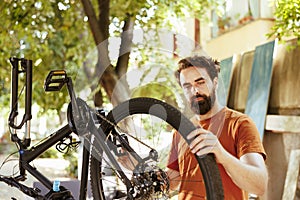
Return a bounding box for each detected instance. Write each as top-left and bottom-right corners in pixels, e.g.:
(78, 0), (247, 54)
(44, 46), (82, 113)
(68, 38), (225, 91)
(187, 127), (268, 195)
(186, 128), (225, 163)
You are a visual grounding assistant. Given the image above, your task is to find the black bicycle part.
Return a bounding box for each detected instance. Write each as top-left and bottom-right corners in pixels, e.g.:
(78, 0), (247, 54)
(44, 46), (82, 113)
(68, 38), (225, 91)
(44, 70), (68, 92)
(3, 66), (93, 200)
(0, 124), (79, 199)
(66, 96), (135, 199)
(79, 136), (91, 200)
(8, 57), (33, 130)
(89, 97), (224, 200)
(45, 186), (75, 200)
(0, 176), (44, 199)
(67, 97), (91, 135)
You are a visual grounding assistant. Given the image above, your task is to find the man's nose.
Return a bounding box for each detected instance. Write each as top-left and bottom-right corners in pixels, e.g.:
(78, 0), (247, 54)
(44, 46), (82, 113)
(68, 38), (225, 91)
(191, 85), (201, 94)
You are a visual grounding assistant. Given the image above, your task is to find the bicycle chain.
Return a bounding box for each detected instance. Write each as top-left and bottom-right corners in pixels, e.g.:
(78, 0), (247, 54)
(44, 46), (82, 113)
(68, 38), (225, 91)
(94, 111), (154, 150)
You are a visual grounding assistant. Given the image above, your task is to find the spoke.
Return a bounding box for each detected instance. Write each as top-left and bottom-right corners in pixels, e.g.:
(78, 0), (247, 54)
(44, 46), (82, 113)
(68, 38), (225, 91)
(91, 112), (194, 199)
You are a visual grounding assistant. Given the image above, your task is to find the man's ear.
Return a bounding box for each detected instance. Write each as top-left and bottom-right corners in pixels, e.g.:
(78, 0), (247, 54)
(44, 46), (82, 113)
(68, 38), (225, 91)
(213, 77), (218, 88)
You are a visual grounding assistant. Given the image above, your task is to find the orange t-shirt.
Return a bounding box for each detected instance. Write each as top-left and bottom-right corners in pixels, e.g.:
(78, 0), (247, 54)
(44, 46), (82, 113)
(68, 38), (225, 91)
(167, 107), (266, 200)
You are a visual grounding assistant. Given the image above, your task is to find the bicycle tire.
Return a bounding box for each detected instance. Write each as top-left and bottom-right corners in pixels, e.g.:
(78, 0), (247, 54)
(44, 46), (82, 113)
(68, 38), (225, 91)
(90, 97), (224, 199)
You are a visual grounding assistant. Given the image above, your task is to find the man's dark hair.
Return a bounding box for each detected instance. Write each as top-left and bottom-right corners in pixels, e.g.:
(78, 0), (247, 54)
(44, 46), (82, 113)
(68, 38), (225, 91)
(175, 56), (220, 85)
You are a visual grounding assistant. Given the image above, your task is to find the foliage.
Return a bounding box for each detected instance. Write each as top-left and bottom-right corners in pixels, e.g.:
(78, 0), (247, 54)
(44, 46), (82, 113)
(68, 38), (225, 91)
(130, 63), (184, 110)
(39, 147), (59, 159)
(37, 137), (79, 178)
(63, 150), (78, 178)
(0, 0), (226, 179)
(268, 0), (300, 45)
(0, 0), (91, 116)
(0, 0), (227, 125)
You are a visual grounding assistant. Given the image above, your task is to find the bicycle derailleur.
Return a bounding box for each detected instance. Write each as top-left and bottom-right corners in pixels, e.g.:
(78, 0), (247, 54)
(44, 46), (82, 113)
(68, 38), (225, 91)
(130, 163), (170, 199)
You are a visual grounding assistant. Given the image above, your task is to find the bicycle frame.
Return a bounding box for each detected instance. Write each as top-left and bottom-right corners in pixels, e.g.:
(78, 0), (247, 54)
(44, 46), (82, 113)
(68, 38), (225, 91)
(2, 57), (160, 199)
(1, 124), (92, 199)
(1, 58), (90, 200)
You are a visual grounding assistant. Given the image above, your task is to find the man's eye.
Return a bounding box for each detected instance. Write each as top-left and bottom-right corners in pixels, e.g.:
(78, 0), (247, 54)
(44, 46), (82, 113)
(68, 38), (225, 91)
(183, 85), (191, 90)
(197, 80), (205, 85)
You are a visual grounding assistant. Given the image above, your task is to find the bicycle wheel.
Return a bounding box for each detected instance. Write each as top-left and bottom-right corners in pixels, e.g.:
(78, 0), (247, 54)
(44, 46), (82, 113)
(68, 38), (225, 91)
(90, 97), (223, 199)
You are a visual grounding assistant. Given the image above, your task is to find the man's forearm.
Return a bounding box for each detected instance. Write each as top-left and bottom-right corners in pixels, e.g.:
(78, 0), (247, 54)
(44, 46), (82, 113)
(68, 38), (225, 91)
(219, 152), (268, 195)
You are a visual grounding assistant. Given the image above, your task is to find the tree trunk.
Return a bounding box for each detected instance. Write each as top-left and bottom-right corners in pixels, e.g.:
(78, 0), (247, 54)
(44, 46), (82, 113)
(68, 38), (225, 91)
(81, 0), (132, 107)
(99, 64), (129, 106)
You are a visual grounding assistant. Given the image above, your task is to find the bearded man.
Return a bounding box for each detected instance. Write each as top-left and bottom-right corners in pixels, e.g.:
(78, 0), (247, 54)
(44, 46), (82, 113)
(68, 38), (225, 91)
(166, 56), (268, 199)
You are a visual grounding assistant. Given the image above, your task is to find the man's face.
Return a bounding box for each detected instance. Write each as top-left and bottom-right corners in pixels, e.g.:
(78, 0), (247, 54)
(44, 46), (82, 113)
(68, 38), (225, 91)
(179, 67), (216, 115)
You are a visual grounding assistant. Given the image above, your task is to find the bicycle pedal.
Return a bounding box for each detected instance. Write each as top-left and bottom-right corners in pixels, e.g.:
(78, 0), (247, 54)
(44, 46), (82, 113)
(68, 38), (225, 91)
(44, 70), (68, 92)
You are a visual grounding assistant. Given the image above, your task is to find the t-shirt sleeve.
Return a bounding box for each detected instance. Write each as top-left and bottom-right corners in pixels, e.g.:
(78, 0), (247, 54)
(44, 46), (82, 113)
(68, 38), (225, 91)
(167, 131), (180, 171)
(236, 117), (267, 160)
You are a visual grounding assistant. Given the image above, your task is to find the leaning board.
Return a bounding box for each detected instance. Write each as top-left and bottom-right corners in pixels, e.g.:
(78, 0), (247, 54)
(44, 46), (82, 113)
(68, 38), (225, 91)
(217, 56), (233, 107)
(245, 40), (276, 139)
(282, 149), (300, 199)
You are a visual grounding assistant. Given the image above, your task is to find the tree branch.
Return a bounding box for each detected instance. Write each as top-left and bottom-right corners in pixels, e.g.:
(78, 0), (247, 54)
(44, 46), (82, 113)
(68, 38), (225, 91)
(83, 61), (92, 80)
(116, 16), (134, 78)
(80, 0), (104, 45)
(81, 0), (130, 105)
(81, 0), (111, 80)
(98, 0), (109, 39)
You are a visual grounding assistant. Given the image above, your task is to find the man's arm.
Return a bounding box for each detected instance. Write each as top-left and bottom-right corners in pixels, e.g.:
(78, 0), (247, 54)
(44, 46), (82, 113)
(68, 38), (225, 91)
(217, 151), (267, 195)
(187, 129), (268, 195)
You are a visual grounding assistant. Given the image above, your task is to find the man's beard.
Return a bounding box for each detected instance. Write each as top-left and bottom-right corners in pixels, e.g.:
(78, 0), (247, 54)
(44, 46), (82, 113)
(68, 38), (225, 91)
(190, 90), (216, 115)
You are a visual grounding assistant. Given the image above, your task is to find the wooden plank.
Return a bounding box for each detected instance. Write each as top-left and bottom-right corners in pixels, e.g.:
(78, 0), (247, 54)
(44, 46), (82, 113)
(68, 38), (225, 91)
(234, 50), (254, 111)
(282, 149), (300, 200)
(217, 56), (234, 106)
(245, 40), (276, 140)
(265, 115), (300, 133)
